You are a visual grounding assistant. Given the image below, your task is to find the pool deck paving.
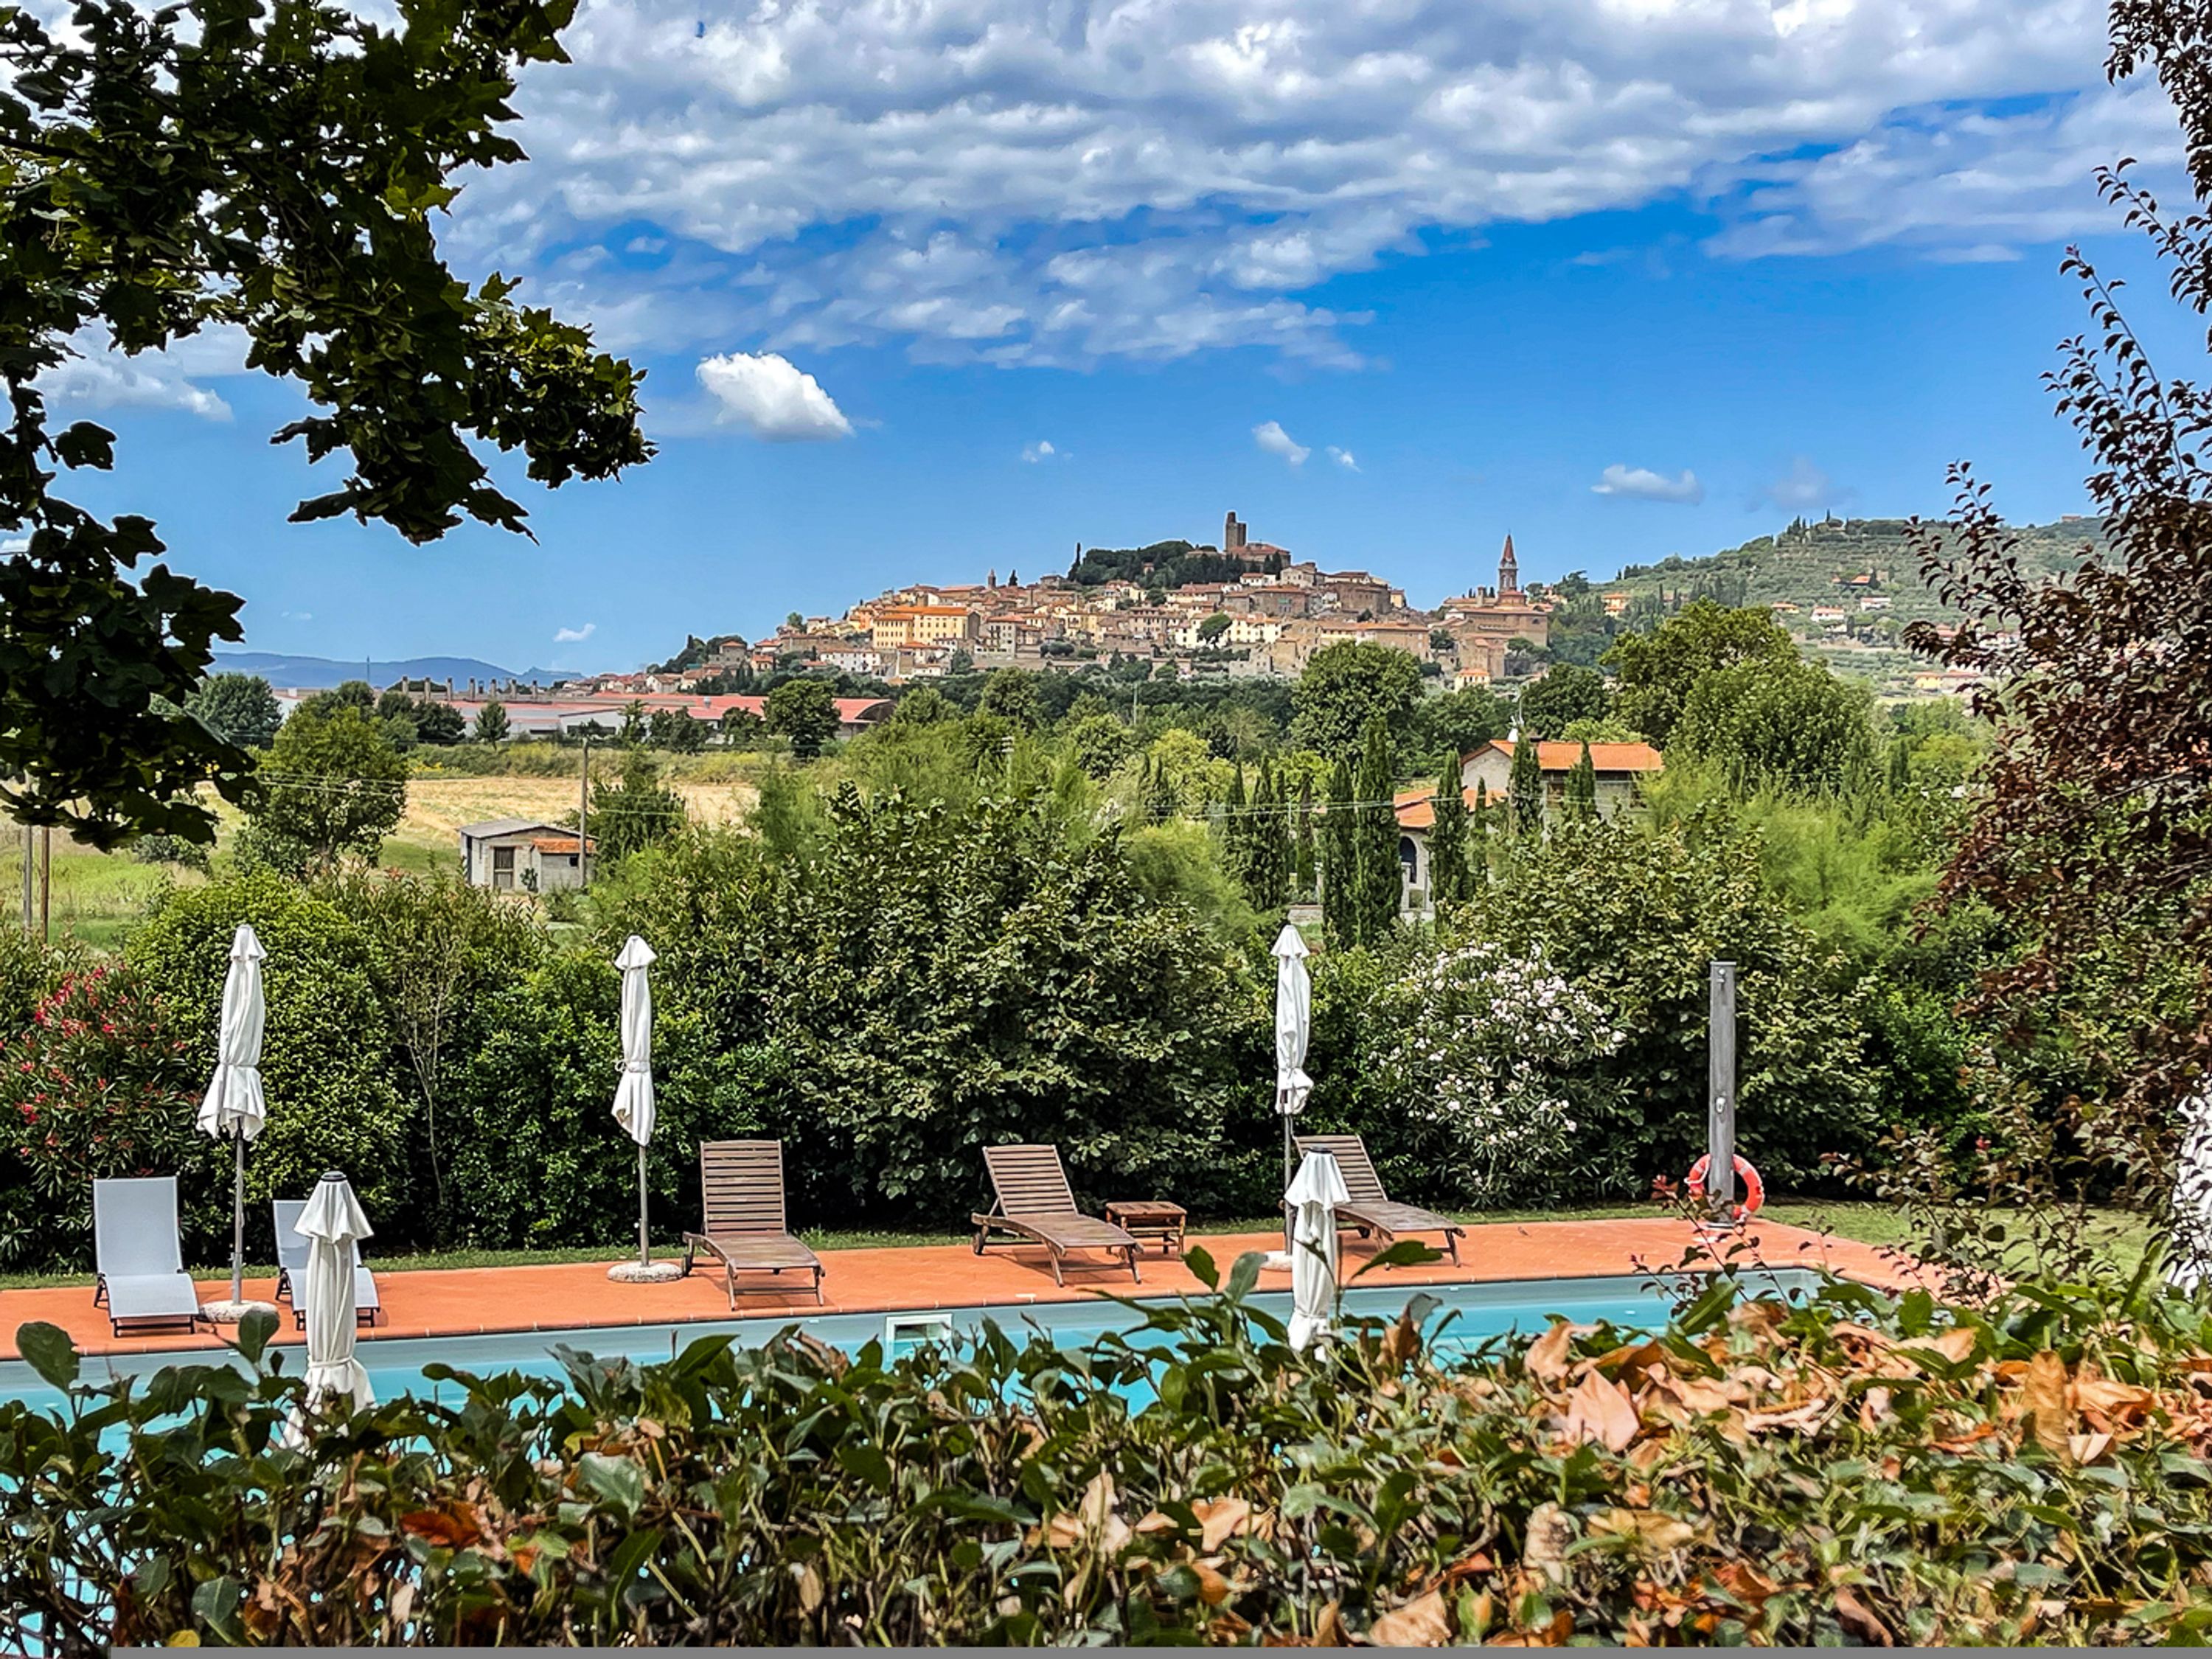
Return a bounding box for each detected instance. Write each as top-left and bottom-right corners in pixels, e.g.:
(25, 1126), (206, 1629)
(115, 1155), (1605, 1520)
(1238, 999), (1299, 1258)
(0, 1216), (1926, 1363)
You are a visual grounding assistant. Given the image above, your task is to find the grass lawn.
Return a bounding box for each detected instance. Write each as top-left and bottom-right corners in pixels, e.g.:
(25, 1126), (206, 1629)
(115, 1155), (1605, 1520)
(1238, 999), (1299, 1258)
(0, 1200), (2158, 1291)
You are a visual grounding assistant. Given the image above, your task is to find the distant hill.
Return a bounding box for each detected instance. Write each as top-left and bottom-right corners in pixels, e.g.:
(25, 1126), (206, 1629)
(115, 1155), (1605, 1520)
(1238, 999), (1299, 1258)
(1601, 513), (2110, 622)
(211, 652), (585, 688)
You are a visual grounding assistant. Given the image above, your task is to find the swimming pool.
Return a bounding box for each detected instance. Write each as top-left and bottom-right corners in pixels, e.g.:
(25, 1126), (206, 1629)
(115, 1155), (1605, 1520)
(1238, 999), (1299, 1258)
(0, 1267), (1823, 1417)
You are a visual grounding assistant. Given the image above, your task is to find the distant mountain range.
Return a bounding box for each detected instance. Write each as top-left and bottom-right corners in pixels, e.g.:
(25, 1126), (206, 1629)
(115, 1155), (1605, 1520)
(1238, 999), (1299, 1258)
(212, 652), (587, 689)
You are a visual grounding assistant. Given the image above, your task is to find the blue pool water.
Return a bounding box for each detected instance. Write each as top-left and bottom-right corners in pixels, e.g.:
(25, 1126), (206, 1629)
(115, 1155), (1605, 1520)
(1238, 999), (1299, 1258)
(0, 1268), (1821, 1419)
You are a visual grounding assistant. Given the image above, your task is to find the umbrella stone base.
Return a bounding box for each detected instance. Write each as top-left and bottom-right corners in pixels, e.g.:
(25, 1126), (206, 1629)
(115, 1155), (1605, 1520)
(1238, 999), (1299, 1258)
(607, 1260), (686, 1284)
(201, 1298), (280, 1325)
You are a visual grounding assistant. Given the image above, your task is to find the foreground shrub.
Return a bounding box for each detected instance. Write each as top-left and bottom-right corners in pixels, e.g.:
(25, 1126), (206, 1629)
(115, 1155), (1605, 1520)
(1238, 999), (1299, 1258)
(444, 951), (762, 1249)
(10, 1264), (2212, 1646)
(599, 790), (1273, 1225)
(0, 964), (211, 1267)
(124, 871), (409, 1248)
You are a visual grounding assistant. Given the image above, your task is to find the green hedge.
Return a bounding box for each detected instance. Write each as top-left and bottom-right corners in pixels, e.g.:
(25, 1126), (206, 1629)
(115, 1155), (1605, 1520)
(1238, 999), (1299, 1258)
(8, 1266), (2212, 1646)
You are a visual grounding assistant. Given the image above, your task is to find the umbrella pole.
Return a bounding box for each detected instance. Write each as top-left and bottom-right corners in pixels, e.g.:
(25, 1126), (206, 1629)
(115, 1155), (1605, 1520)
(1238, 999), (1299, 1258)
(638, 1143), (650, 1269)
(1282, 1107), (1295, 1250)
(230, 1127), (246, 1307)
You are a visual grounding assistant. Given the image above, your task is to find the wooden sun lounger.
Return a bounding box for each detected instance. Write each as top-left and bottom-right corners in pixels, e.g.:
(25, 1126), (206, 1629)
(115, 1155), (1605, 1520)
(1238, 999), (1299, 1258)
(681, 1141), (824, 1308)
(1295, 1134), (1464, 1265)
(971, 1144), (1141, 1287)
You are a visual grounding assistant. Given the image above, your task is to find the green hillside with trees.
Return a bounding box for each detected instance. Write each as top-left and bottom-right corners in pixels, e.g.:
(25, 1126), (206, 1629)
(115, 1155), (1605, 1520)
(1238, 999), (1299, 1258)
(1601, 512), (2110, 622)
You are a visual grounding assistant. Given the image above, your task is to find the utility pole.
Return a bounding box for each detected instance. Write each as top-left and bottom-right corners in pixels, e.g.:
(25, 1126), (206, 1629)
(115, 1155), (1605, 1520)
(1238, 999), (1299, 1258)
(578, 737), (592, 886)
(1708, 960), (1737, 1219)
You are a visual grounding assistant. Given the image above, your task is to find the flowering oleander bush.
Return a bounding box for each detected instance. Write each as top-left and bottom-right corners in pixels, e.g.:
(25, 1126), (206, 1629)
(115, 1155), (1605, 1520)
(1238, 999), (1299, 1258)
(1369, 940), (1621, 1206)
(0, 964), (209, 1266)
(13, 1259), (2212, 1647)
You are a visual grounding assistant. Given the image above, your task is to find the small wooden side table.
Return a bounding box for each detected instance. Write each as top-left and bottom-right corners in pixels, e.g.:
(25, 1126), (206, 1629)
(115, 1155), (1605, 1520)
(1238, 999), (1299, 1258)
(1105, 1200), (1188, 1256)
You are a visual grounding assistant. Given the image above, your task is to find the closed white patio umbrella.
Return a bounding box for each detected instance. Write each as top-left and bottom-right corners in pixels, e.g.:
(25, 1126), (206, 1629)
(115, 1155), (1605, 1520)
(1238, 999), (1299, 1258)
(1285, 1147), (1349, 1353)
(610, 936), (680, 1283)
(1273, 922), (1314, 1254)
(296, 1169), (374, 1414)
(197, 923), (271, 1323)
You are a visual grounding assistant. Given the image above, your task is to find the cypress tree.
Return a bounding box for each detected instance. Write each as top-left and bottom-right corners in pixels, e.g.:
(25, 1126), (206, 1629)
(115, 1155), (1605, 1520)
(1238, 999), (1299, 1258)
(1886, 737), (1913, 794)
(1142, 754), (1176, 821)
(1221, 762), (1251, 888)
(1250, 758), (1288, 910)
(1352, 716), (1401, 944)
(1471, 778), (1492, 888)
(1564, 740), (1598, 821)
(1509, 735), (1545, 838)
(1293, 773), (1318, 901)
(1427, 748), (1468, 909)
(1321, 758), (1357, 950)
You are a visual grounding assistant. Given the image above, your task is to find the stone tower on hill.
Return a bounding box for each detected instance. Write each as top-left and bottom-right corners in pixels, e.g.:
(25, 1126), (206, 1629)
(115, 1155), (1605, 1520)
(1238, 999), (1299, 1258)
(1498, 534), (1520, 597)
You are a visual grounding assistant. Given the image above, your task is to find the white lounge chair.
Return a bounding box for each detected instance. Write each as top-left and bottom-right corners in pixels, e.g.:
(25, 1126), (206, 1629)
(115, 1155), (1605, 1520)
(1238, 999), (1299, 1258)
(271, 1197), (381, 1329)
(92, 1177), (201, 1337)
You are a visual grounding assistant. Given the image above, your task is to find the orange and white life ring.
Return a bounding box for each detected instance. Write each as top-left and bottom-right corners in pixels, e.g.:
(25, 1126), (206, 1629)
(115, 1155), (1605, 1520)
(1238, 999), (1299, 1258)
(1685, 1153), (1764, 1222)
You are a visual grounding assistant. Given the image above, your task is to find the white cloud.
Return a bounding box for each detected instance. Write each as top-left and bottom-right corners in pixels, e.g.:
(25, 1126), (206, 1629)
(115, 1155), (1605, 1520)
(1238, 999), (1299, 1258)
(1593, 463), (1703, 504)
(1702, 80), (2179, 260)
(1254, 420), (1310, 467)
(436, 0), (2158, 369)
(281, 610), (314, 622)
(695, 351), (854, 441)
(1021, 439), (1062, 462)
(38, 325), (249, 422)
(1763, 456), (1843, 512)
(0, 536), (27, 554)
(1326, 445), (1359, 472)
(554, 622), (598, 643)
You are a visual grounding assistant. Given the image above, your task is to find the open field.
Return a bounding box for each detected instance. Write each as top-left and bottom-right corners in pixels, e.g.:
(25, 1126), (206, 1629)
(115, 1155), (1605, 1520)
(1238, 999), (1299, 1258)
(0, 766), (759, 947)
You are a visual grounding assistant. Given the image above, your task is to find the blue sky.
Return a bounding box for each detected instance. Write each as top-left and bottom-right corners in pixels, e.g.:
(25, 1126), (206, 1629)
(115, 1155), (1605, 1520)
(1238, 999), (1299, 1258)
(42, 0), (2191, 675)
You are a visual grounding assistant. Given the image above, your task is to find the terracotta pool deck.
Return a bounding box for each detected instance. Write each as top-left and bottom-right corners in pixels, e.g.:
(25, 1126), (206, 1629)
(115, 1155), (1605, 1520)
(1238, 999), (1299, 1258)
(0, 1217), (1924, 1363)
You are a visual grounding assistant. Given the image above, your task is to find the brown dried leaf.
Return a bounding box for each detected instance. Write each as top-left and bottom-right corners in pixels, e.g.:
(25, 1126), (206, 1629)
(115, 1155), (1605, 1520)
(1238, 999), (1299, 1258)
(1524, 1501), (1575, 1587)
(1729, 1300), (1787, 1340)
(1930, 1422), (2000, 1453)
(1489, 1609), (1576, 1646)
(1382, 1310), (1421, 1369)
(1562, 1371), (1644, 1453)
(1368, 1589), (1451, 1646)
(2023, 1349), (2073, 1457)
(1588, 1340), (1673, 1385)
(2073, 1376), (2157, 1430)
(1315, 1600), (1349, 1646)
(1190, 1561), (1232, 1605)
(1832, 1585), (1893, 1646)
(1588, 1506), (1703, 1554)
(2069, 1430), (2114, 1465)
(794, 1562), (824, 1615)
(398, 1504), (480, 1548)
(1192, 1497), (1254, 1552)
(1524, 1319), (1579, 1381)
(1859, 1385), (1894, 1430)
(1711, 1559), (1781, 1611)
(1744, 1399), (1831, 1436)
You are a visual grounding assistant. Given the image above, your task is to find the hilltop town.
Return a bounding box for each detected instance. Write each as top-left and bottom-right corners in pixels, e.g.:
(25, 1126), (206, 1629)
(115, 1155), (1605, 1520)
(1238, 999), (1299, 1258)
(318, 507), (2098, 736)
(559, 512), (1554, 705)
